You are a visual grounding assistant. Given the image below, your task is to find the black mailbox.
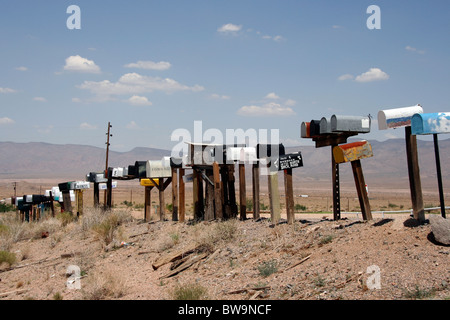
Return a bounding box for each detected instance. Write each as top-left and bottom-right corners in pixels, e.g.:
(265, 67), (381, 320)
(256, 143), (285, 159)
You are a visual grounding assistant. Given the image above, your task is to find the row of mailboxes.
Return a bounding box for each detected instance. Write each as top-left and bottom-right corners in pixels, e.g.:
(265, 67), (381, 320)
(301, 115), (371, 138)
(58, 181), (90, 192)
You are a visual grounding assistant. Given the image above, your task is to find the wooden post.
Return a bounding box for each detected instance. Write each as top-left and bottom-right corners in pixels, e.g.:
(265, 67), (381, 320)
(205, 170), (215, 221)
(221, 165), (230, 219)
(267, 162), (281, 225)
(228, 164), (238, 218)
(213, 162), (223, 220)
(284, 168), (295, 224)
(144, 186), (153, 222)
(106, 177), (112, 210)
(405, 127), (425, 222)
(193, 169), (204, 220)
(239, 163), (246, 220)
(172, 168), (178, 221)
(93, 182), (99, 208)
(49, 192), (55, 218)
(252, 163), (260, 220)
(351, 160), (372, 221)
(62, 191), (73, 214)
(332, 145), (341, 220)
(433, 134), (446, 218)
(76, 190), (84, 216)
(159, 178), (165, 221)
(179, 168), (185, 222)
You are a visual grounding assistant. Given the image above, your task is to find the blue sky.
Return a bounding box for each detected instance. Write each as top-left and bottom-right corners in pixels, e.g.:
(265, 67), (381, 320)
(0, 0), (449, 152)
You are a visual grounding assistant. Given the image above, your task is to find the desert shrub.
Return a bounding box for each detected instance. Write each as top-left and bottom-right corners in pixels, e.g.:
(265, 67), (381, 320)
(295, 204), (307, 211)
(82, 268), (127, 300)
(319, 235), (333, 245)
(170, 282), (208, 300)
(57, 211), (76, 227)
(257, 259), (278, 277)
(0, 250), (16, 267)
(0, 203), (14, 212)
(88, 210), (132, 245)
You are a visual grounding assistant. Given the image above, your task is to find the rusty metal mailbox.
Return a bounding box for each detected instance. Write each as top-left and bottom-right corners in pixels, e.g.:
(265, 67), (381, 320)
(333, 141), (373, 164)
(330, 115), (371, 133)
(411, 112), (450, 135)
(378, 104), (423, 130)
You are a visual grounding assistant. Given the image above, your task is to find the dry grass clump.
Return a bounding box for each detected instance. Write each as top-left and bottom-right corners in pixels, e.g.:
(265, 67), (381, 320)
(193, 219), (238, 249)
(82, 267), (127, 300)
(80, 208), (133, 245)
(170, 282), (209, 300)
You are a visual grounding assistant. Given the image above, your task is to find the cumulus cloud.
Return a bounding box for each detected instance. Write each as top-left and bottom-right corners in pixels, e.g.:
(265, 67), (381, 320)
(237, 102), (295, 117)
(64, 55), (101, 74)
(127, 95), (153, 106)
(265, 92), (280, 99)
(0, 117), (15, 125)
(217, 23), (242, 33)
(338, 74), (354, 81)
(124, 60), (171, 70)
(80, 122), (97, 130)
(0, 87), (16, 93)
(355, 68), (389, 82)
(405, 46), (425, 55)
(209, 93), (230, 100)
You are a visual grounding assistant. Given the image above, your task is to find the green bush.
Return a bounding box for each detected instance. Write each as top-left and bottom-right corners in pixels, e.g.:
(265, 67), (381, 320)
(0, 203), (14, 213)
(0, 250), (16, 267)
(258, 259), (278, 277)
(171, 282), (208, 300)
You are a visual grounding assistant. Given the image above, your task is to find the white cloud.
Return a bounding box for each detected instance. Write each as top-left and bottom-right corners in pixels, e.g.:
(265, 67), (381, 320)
(265, 92), (280, 99)
(218, 23), (242, 33)
(355, 68), (389, 83)
(285, 99), (296, 107)
(33, 97), (47, 102)
(127, 95), (153, 106)
(237, 102), (295, 117)
(80, 122), (97, 130)
(124, 60), (171, 71)
(78, 72), (204, 99)
(126, 121), (140, 130)
(0, 87), (16, 93)
(338, 74), (354, 81)
(405, 45), (425, 55)
(209, 93), (230, 100)
(64, 55), (101, 74)
(15, 66), (28, 71)
(0, 117), (15, 125)
(72, 97), (82, 103)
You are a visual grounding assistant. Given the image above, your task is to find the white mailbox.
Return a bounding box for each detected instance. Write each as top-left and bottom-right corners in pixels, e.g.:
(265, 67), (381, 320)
(330, 115), (371, 133)
(378, 104), (423, 130)
(71, 181), (90, 190)
(146, 157), (172, 178)
(411, 112), (450, 135)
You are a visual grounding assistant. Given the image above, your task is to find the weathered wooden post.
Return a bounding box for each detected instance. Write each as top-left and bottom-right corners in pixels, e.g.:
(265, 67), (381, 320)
(140, 179), (158, 221)
(252, 163), (260, 220)
(257, 144), (285, 225)
(275, 152), (304, 224)
(146, 157), (172, 222)
(213, 162), (223, 220)
(411, 112), (450, 218)
(302, 115), (370, 220)
(179, 168), (186, 222)
(333, 141), (373, 220)
(378, 105), (425, 222)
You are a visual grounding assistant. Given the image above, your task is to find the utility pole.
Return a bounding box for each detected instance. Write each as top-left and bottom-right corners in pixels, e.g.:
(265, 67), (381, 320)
(104, 122), (112, 209)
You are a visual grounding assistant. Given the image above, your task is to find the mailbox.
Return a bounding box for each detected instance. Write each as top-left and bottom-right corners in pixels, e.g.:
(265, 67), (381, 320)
(226, 147), (258, 163)
(71, 181), (90, 190)
(111, 167), (124, 178)
(333, 141), (373, 164)
(301, 122), (311, 138)
(58, 182), (73, 192)
(128, 165), (137, 178)
(146, 157), (172, 178)
(275, 152), (303, 171)
(411, 112), (450, 135)
(319, 117), (332, 134)
(378, 104), (423, 130)
(309, 120), (322, 136)
(135, 161), (147, 178)
(256, 144), (285, 159)
(330, 115), (371, 133)
(140, 178), (160, 187)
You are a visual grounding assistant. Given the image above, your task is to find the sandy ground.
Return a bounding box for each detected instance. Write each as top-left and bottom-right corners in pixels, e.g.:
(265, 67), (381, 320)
(0, 179), (449, 302)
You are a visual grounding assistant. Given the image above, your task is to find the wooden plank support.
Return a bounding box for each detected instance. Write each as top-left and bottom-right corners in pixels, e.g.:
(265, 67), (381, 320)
(239, 163), (246, 220)
(252, 163), (260, 220)
(76, 189), (83, 216)
(205, 169), (215, 221)
(284, 168), (295, 224)
(333, 141), (373, 221)
(93, 182), (99, 208)
(267, 163), (281, 225)
(213, 162), (223, 220)
(405, 127), (425, 222)
(144, 186), (153, 222)
(227, 164), (238, 218)
(172, 168), (178, 221)
(179, 168), (185, 222)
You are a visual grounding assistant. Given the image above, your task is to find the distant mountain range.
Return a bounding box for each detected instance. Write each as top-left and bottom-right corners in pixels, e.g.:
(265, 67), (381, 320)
(1, 139), (449, 192)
